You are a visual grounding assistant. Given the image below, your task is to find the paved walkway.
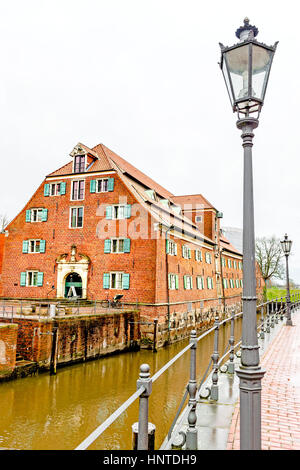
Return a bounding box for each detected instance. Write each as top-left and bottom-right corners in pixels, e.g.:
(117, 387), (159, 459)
(227, 311), (300, 450)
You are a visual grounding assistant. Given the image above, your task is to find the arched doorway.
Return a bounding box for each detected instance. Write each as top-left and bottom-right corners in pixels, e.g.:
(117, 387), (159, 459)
(64, 272), (83, 298)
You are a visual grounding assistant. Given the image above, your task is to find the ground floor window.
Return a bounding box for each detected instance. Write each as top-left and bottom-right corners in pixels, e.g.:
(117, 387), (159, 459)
(103, 272), (130, 290)
(168, 273), (179, 290)
(20, 271), (44, 287)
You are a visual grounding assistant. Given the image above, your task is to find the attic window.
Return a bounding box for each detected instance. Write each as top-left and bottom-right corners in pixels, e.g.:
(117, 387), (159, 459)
(145, 189), (156, 200)
(74, 155), (86, 173)
(160, 199), (170, 207)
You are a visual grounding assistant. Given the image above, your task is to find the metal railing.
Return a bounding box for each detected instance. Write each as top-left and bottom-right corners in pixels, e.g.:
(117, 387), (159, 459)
(74, 295), (299, 450)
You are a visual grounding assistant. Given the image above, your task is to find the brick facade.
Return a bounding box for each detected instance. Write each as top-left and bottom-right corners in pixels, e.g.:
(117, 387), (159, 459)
(0, 142), (265, 323)
(0, 323), (18, 374)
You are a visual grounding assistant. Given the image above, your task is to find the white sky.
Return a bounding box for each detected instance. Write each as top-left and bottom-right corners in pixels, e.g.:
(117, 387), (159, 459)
(1, 0), (299, 282)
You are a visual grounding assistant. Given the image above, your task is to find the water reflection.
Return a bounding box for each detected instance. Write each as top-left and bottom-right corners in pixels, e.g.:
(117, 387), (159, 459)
(0, 319), (242, 450)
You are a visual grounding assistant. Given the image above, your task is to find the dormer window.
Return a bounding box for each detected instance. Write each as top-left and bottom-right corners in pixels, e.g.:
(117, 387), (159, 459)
(74, 155), (86, 173)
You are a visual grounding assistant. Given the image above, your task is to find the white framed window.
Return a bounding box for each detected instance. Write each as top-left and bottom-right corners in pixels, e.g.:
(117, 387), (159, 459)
(27, 271), (39, 286)
(70, 206), (84, 228)
(228, 259), (232, 268)
(50, 183), (61, 196)
(97, 178), (109, 193)
(167, 240), (177, 256)
(234, 260), (237, 269)
(182, 245), (191, 259)
(240, 279), (243, 287)
(196, 276), (204, 289)
(31, 208), (44, 222)
(71, 180), (85, 201)
(111, 238), (125, 253)
(195, 215), (202, 223)
(195, 249), (202, 262)
(207, 276), (214, 289)
(223, 278), (228, 289)
(239, 261), (243, 270)
(236, 279), (240, 288)
(113, 205), (126, 220)
(168, 274), (178, 290)
(184, 275), (193, 290)
(73, 155), (86, 173)
(205, 252), (212, 264)
(28, 240), (41, 253)
(221, 257), (226, 267)
(110, 272), (123, 289)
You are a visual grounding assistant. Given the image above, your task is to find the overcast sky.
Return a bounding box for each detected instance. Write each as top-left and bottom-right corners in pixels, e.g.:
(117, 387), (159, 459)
(1, 0), (299, 282)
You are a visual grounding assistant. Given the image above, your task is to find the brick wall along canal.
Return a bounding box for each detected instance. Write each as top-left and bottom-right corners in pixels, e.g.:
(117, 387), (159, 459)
(0, 318), (242, 450)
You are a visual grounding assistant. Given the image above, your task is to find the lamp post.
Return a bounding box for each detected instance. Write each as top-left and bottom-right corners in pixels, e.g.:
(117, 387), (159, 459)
(219, 18), (277, 450)
(280, 233), (293, 326)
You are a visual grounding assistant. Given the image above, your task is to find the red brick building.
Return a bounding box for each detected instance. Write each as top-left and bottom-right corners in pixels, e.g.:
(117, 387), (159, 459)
(0, 142), (264, 322)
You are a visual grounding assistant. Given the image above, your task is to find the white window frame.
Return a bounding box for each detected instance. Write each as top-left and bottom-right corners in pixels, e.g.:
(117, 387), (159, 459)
(69, 206), (84, 228)
(73, 154), (86, 174)
(169, 274), (177, 290)
(184, 275), (193, 290)
(111, 238), (125, 254)
(112, 204), (126, 220)
(168, 240), (177, 256)
(110, 272), (124, 289)
(71, 179), (85, 201)
(28, 239), (41, 253)
(26, 270), (39, 287)
(195, 215), (202, 223)
(96, 178), (109, 193)
(228, 259), (232, 268)
(196, 276), (204, 289)
(30, 208), (44, 223)
(205, 252), (212, 264)
(50, 182), (61, 196)
(195, 249), (202, 262)
(182, 245), (190, 259)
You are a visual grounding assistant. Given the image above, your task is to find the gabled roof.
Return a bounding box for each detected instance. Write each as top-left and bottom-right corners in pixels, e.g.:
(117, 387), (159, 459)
(220, 235), (242, 256)
(171, 194), (216, 210)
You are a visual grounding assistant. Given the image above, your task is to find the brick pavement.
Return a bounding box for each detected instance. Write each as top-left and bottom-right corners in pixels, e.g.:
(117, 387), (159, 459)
(227, 312), (300, 450)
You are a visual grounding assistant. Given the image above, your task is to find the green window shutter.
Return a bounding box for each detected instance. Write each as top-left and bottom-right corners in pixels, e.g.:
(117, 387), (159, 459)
(175, 275), (179, 290)
(20, 272), (27, 286)
(22, 241), (29, 253)
(122, 273), (130, 290)
(125, 204), (132, 219)
(166, 239), (169, 254)
(190, 277), (193, 289)
(26, 210), (31, 222)
(41, 209), (48, 222)
(44, 184), (50, 197)
(182, 246), (185, 257)
(168, 274), (171, 289)
(39, 240), (46, 253)
(188, 248), (191, 259)
(107, 178), (114, 192)
(90, 180), (96, 193)
(211, 278), (214, 289)
(106, 206), (112, 219)
(104, 239), (111, 253)
(103, 273), (110, 289)
(183, 276), (187, 289)
(37, 272), (44, 286)
(207, 277), (210, 289)
(124, 238), (131, 253)
(60, 182), (66, 195)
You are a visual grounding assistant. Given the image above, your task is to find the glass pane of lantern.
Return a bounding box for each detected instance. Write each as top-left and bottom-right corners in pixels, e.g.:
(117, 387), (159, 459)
(222, 58), (234, 106)
(225, 44), (249, 102)
(252, 44), (273, 100)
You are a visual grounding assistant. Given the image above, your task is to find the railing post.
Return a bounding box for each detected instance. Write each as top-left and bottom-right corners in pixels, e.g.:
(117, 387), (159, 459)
(266, 302), (270, 333)
(260, 306), (265, 339)
(274, 297), (279, 324)
(136, 364), (152, 450)
(270, 300), (275, 328)
(186, 330), (198, 450)
(228, 307), (235, 374)
(210, 315), (219, 401)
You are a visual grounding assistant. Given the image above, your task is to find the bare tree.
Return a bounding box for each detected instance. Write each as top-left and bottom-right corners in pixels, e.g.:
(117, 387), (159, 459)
(255, 236), (285, 285)
(0, 214), (9, 232)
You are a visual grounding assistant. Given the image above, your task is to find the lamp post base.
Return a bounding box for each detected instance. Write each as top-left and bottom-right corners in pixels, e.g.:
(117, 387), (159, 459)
(236, 366), (266, 450)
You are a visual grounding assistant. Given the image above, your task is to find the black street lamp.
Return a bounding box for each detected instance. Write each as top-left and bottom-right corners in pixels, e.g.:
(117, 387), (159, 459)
(219, 19), (278, 450)
(280, 233), (293, 326)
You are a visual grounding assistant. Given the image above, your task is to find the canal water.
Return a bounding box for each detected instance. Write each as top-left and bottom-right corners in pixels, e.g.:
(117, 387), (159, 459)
(0, 318), (242, 450)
